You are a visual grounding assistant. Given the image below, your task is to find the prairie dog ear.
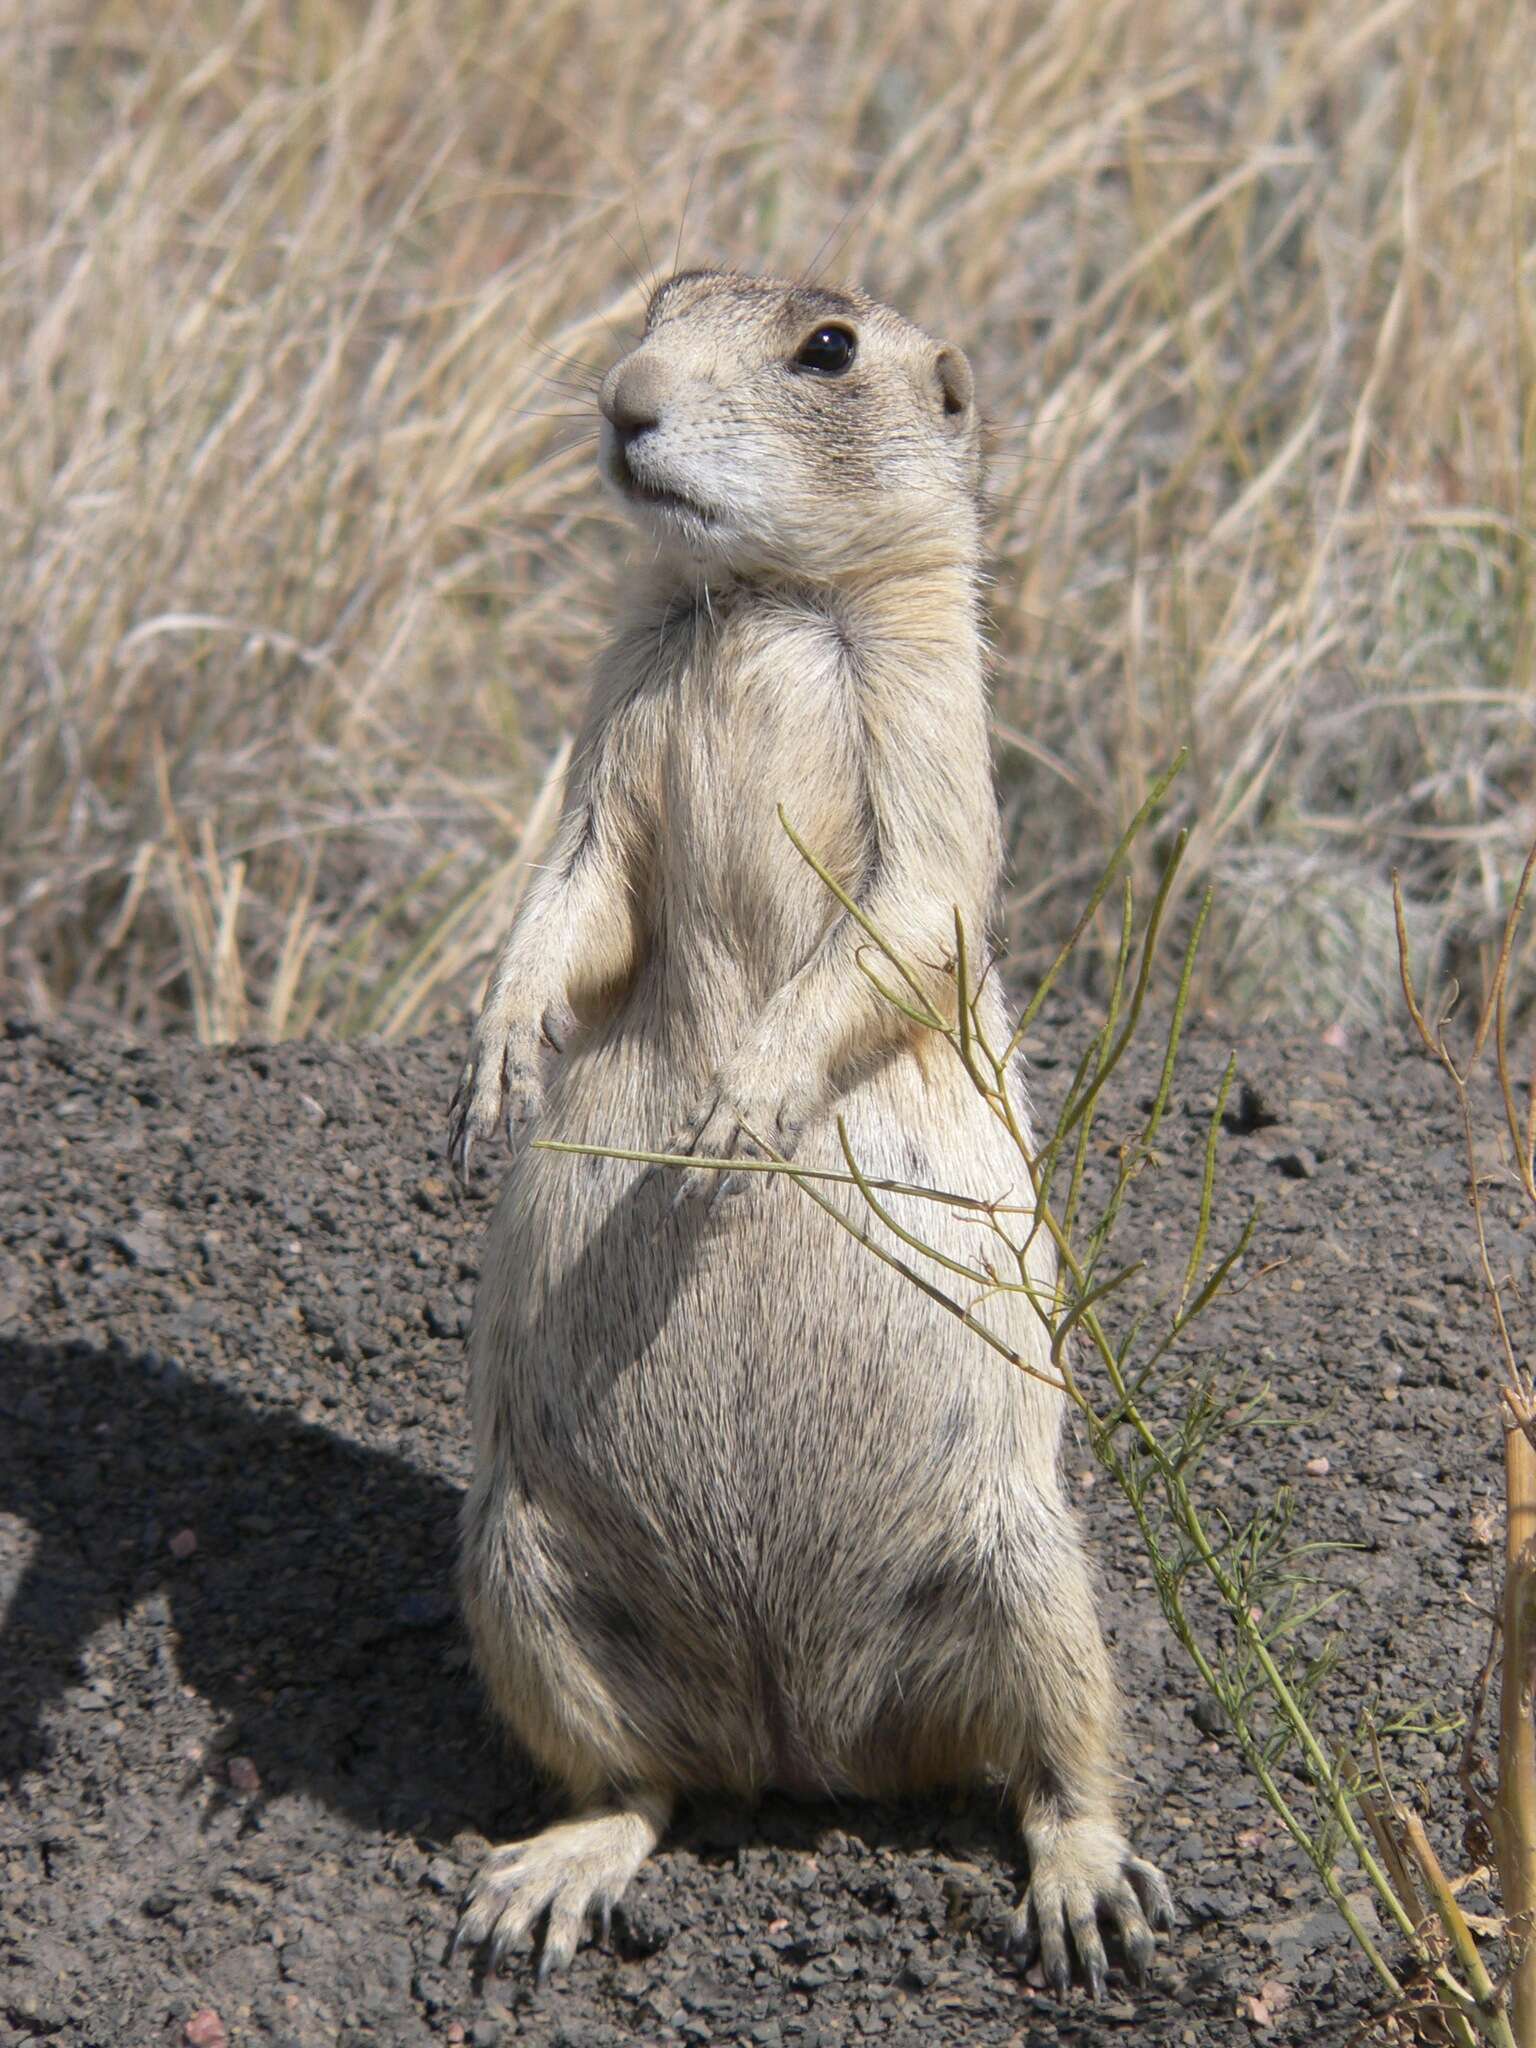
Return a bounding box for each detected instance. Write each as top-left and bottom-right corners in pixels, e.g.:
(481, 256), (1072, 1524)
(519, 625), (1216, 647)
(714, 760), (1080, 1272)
(934, 346), (974, 424)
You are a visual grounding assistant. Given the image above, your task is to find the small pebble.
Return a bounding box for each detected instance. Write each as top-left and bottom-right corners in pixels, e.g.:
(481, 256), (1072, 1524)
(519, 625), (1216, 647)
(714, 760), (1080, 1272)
(1190, 1696), (1228, 1738)
(184, 2013), (227, 2048)
(1273, 1147), (1318, 1179)
(1304, 1456), (1330, 1477)
(168, 1528), (197, 1559)
(227, 1755), (261, 1796)
(1242, 1978), (1295, 2027)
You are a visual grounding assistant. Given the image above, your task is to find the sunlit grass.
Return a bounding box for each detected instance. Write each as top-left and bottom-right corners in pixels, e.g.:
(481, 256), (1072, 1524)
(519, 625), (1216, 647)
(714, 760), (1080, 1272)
(1, 0), (1530, 1040)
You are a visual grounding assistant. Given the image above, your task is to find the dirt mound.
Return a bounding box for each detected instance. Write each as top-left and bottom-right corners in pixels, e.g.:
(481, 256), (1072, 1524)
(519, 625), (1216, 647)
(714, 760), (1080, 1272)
(0, 1013), (1512, 2045)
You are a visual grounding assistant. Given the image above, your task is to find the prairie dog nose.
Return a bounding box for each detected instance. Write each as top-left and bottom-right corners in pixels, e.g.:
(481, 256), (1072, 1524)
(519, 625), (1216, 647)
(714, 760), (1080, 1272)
(600, 353), (674, 447)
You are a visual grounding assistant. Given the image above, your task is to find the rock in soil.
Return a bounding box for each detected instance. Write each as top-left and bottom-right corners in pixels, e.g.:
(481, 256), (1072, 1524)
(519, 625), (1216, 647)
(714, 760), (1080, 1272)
(0, 1009), (1519, 2044)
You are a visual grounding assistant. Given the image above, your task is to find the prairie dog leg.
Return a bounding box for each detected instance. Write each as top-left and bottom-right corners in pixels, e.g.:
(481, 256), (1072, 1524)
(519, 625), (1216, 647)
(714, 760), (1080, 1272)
(452, 1787), (673, 1980)
(993, 1543), (1174, 1993)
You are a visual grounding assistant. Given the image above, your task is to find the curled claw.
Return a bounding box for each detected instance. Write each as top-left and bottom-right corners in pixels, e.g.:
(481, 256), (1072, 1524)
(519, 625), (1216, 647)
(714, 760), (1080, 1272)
(1127, 1856), (1176, 1941)
(534, 1933), (565, 1986)
(639, 1082), (808, 1210)
(672, 1148), (762, 1214)
(504, 1085), (535, 1149)
(668, 1111), (750, 1211)
(446, 1034), (543, 1188)
(446, 1064), (476, 1184)
(637, 1102), (715, 1200)
(670, 1165), (728, 1214)
(670, 1098), (805, 1212)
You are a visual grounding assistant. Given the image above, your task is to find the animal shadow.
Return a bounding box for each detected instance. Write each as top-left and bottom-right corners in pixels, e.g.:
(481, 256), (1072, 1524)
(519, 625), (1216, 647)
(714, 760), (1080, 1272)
(0, 1336), (536, 1843)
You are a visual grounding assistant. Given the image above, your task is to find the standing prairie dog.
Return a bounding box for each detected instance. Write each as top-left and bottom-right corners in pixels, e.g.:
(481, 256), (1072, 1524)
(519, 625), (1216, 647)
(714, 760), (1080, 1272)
(447, 270), (1171, 1992)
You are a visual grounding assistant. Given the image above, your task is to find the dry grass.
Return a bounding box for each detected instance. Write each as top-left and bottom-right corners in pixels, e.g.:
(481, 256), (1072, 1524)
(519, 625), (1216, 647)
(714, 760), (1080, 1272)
(2, 0), (1531, 1042)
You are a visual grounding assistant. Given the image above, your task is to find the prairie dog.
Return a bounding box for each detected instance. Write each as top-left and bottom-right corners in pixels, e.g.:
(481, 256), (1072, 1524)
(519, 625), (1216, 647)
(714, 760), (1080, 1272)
(447, 271), (1170, 1991)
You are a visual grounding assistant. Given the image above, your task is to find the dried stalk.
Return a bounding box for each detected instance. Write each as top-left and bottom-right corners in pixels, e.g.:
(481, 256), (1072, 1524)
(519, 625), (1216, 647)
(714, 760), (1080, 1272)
(1397, 851), (1536, 2048)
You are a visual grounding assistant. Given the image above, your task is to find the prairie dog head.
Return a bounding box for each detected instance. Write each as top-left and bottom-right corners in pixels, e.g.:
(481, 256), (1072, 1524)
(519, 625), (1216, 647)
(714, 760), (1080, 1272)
(597, 270), (982, 581)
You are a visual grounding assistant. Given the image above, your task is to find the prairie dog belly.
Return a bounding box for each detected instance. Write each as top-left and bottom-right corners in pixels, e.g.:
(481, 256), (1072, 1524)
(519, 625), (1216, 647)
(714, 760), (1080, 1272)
(468, 1026), (1062, 1617)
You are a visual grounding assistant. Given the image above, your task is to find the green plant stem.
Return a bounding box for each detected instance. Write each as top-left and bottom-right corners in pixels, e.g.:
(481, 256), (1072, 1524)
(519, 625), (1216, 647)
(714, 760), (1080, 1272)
(565, 770), (1511, 2034)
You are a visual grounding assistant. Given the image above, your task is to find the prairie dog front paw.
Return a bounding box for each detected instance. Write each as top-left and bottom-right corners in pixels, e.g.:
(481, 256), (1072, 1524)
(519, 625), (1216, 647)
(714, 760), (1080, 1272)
(447, 998), (571, 1183)
(664, 1068), (816, 1209)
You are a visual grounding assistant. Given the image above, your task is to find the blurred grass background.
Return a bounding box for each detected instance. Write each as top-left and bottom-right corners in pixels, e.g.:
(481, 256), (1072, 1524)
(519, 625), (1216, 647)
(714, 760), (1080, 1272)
(1, 0), (1531, 1043)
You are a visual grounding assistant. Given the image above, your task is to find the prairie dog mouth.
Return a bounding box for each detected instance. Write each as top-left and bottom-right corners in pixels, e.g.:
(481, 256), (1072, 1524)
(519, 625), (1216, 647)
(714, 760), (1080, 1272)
(610, 447), (718, 526)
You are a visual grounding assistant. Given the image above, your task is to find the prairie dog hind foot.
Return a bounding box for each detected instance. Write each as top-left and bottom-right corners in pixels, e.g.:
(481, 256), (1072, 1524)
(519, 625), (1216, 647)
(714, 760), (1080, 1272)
(1011, 1816), (1174, 1998)
(451, 1788), (672, 1981)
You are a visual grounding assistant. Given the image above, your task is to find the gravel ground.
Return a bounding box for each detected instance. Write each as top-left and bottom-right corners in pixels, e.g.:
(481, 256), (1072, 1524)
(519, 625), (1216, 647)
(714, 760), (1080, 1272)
(1, 1009), (1525, 2047)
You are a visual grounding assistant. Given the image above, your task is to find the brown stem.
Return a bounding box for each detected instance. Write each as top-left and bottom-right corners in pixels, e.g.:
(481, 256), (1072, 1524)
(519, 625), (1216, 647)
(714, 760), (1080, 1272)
(1399, 1810), (1512, 2047)
(1497, 1414), (1536, 2048)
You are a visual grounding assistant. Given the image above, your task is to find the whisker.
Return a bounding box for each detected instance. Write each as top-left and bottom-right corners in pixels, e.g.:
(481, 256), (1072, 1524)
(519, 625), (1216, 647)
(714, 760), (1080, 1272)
(987, 400), (1119, 438)
(671, 153), (703, 283)
(594, 299), (642, 360)
(631, 200), (659, 297)
(601, 222), (651, 302)
(536, 373), (601, 402)
(530, 337), (605, 383)
(799, 186), (881, 290)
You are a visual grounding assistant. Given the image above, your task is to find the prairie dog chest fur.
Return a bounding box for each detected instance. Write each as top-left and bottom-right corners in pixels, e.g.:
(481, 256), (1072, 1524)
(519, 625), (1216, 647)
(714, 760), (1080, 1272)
(619, 577), (956, 1005)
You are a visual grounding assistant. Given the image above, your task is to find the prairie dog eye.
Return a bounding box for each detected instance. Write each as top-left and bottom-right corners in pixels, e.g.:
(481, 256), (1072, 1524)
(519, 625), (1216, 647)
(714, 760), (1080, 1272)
(792, 325), (857, 375)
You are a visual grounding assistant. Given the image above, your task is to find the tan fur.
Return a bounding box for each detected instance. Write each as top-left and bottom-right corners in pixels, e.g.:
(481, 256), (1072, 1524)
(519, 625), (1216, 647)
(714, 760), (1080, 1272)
(447, 271), (1171, 1991)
